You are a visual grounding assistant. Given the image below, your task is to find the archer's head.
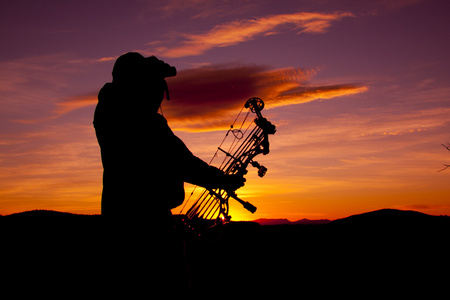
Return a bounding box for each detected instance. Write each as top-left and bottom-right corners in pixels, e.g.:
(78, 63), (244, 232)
(112, 52), (176, 112)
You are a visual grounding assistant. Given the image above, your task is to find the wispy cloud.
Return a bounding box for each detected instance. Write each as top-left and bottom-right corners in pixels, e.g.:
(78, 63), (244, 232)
(0, 54), (114, 125)
(394, 204), (450, 211)
(54, 95), (97, 116)
(149, 11), (354, 57)
(164, 63), (366, 131)
(20, 62), (364, 129)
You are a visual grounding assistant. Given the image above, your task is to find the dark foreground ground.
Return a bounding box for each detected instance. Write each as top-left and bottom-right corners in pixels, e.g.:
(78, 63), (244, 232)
(1, 209), (449, 295)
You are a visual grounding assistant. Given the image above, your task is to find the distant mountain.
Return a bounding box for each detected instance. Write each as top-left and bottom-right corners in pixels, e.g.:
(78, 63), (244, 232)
(0, 209), (99, 219)
(330, 208), (449, 227)
(2, 209), (78, 218)
(253, 218), (331, 225)
(3, 208), (448, 228)
(253, 208), (450, 226)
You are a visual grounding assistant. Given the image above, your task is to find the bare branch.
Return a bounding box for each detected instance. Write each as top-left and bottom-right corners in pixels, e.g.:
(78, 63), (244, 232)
(437, 164), (450, 172)
(438, 143), (450, 172)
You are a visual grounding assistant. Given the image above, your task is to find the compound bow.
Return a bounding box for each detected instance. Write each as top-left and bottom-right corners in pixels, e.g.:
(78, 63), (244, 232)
(180, 97), (276, 229)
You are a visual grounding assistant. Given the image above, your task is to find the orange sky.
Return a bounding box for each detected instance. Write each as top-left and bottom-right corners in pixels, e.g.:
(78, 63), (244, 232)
(1, 0), (449, 220)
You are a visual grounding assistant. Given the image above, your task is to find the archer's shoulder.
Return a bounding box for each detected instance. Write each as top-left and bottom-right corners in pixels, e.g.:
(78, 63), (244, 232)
(149, 112), (165, 122)
(149, 113), (172, 129)
(98, 83), (114, 101)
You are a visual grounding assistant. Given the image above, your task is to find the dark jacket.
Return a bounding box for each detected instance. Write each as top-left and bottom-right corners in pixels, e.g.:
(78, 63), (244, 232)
(93, 83), (223, 217)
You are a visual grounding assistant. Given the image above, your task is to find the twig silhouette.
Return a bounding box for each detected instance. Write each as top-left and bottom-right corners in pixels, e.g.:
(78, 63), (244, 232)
(437, 143), (450, 172)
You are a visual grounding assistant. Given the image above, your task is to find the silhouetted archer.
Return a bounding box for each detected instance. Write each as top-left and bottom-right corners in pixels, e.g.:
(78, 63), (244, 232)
(93, 52), (245, 289)
(94, 52), (245, 218)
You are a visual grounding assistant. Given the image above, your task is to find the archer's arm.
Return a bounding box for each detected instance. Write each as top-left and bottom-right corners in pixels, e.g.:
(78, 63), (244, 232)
(171, 135), (245, 190)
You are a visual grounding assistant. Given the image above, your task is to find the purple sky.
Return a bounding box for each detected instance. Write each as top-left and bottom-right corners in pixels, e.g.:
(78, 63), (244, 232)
(1, 0), (449, 220)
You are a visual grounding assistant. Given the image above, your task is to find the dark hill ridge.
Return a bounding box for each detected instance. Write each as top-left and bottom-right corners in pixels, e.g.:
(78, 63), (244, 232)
(6, 209), (75, 217)
(2, 208), (449, 292)
(330, 208), (449, 227)
(1, 209), (99, 218)
(2, 208), (448, 226)
(252, 208), (448, 226)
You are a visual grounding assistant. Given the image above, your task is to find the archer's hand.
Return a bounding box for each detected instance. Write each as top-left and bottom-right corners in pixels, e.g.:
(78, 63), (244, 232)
(221, 174), (246, 192)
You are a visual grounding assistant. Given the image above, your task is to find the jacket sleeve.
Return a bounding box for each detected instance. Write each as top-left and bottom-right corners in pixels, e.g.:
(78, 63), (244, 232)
(154, 114), (225, 189)
(171, 134), (226, 189)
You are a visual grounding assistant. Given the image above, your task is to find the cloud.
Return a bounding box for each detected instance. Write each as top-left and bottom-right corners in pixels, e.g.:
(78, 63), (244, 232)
(164, 63), (366, 131)
(394, 204), (450, 211)
(265, 84), (368, 108)
(97, 56), (116, 62)
(0, 53), (116, 125)
(150, 11), (354, 58)
(54, 94), (97, 116)
(51, 63), (366, 131)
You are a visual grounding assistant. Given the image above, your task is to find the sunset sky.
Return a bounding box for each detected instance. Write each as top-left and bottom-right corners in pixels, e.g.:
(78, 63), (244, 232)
(1, 0), (449, 220)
